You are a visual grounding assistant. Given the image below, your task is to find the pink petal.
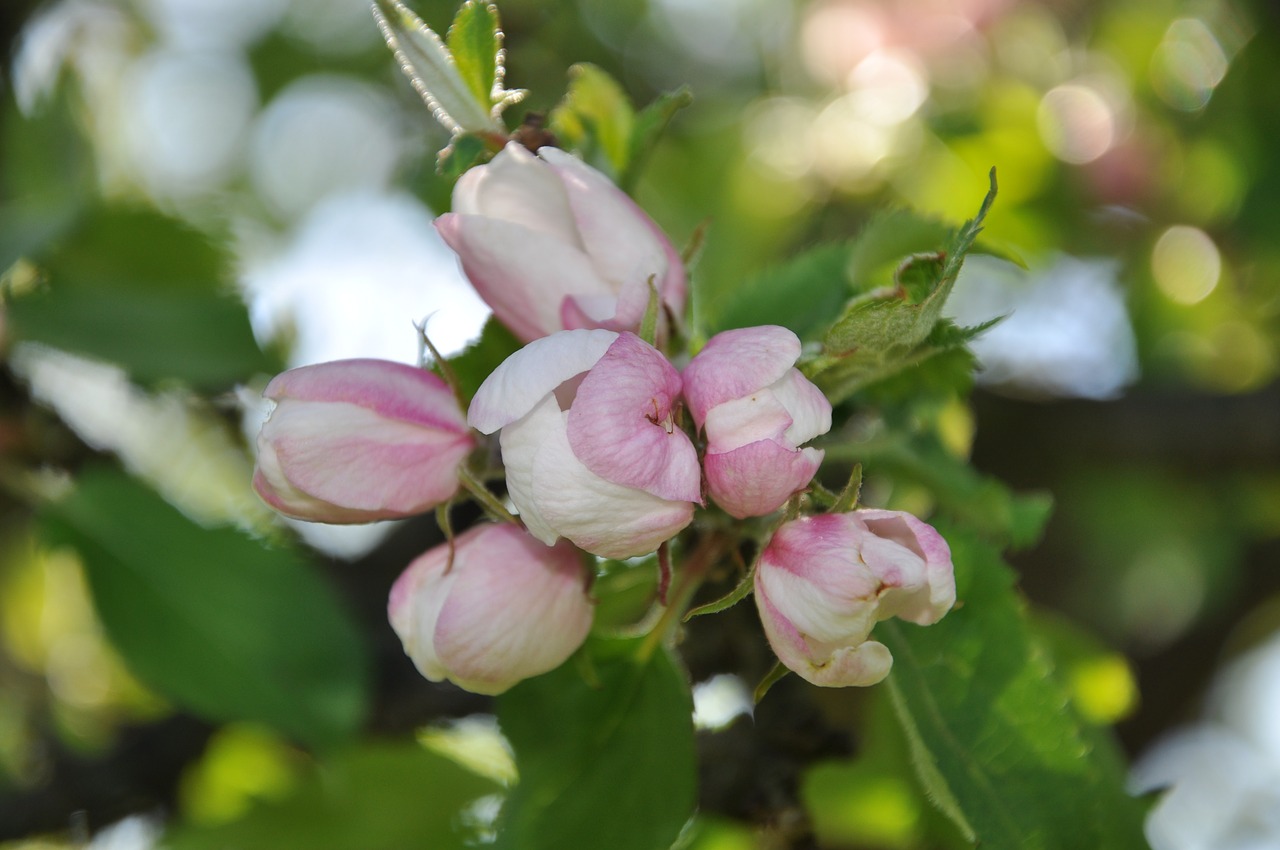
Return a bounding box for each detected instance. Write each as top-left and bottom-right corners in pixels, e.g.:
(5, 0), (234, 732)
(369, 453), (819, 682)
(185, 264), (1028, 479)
(857, 509), (956, 624)
(682, 326), (802, 427)
(453, 142), (584, 248)
(434, 525), (592, 694)
(566, 333), (701, 503)
(264, 400), (472, 516)
(264, 359), (467, 434)
(468, 329), (618, 434)
(756, 551), (878, 645)
(754, 575), (892, 687)
(435, 214), (613, 343)
(539, 146), (686, 316)
(388, 539), (461, 684)
(705, 442), (823, 518)
(253, 454), (391, 524)
(532, 407), (694, 558)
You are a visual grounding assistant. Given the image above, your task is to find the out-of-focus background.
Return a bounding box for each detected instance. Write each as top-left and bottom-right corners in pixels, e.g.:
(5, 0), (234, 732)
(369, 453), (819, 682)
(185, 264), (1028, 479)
(0, 0), (1277, 847)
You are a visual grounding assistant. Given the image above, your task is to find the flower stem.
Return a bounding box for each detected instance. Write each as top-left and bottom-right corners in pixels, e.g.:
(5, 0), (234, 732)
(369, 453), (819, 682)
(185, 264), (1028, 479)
(636, 531), (729, 662)
(458, 465), (518, 525)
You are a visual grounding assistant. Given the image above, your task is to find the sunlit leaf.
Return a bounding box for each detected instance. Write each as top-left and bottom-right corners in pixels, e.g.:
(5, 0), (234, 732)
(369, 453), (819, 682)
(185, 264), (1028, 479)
(166, 743), (500, 849)
(879, 528), (1150, 850)
(495, 638), (696, 850)
(550, 63), (636, 178)
(40, 469), (368, 748)
(806, 171), (998, 401)
(447, 1), (501, 109)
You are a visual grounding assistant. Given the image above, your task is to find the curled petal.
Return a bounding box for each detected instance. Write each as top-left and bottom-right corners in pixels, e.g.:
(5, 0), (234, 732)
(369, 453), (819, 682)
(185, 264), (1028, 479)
(702, 389), (794, 453)
(468, 329), (618, 434)
(567, 333), (701, 503)
(496, 394), (565, 545)
(770, 369), (833, 446)
(857, 509), (956, 624)
(264, 358), (467, 432)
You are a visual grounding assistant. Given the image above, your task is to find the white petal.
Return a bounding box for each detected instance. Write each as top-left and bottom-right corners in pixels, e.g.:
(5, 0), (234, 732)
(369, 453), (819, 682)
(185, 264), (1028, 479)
(468, 329), (617, 433)
(496, 394), (563, 545)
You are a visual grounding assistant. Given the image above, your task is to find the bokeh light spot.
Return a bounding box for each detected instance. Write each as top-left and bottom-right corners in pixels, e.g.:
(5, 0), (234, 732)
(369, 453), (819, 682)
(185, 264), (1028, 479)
(1037, 84), (1115, 164)
(1152, 225), (1220, 305)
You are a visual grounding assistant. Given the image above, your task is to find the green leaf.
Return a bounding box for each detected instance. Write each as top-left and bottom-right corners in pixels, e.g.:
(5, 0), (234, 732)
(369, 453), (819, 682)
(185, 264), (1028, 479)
(827, 431), (1052, 549)
(622, 86), (693, 193)
(879, 529), (1150, 850)
(446, 316), (522, 402)
(447, 1), (500, 109)
(549, 63), (636, 178)
(0, 92), (92, 272)
(496, 638), (696, 850)
(807, 171), (999, 401)
(437, 132), (493, 178)
(6, 207), (278, 388)
(40, 469), (368, 748)
(703, 241), (856, 340)
(165, 743), (501, 850)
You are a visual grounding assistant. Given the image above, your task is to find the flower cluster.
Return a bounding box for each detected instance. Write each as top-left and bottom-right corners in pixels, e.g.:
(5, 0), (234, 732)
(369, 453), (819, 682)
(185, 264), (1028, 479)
(251, 143), (956, 694)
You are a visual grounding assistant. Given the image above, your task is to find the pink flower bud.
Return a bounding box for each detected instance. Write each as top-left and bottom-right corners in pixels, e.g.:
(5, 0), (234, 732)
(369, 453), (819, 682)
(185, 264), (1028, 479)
(435, 142), (687, 343)
(388, 523), (593, 695)
(253, 359), (474, 523)
(468, 329), (701, 559)
(681, 326), (832, 518)
(754, 510), (956, 687)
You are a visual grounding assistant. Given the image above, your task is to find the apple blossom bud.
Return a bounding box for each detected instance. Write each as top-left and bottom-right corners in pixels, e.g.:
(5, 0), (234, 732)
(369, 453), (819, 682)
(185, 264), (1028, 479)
(388, 523), (593, 695)
(435, 142), (686, 343)
(468, 329), (701, 559)
(681, 326), (832, 518)
(253, 359), (474, 523)
(754, 510), (956, 687)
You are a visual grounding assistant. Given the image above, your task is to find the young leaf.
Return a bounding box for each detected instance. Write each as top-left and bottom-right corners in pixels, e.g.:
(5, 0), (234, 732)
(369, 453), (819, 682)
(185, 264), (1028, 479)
(549, 63), (636, 178)
(372, 0), (508, 136)
(495, 638), (696, 850)
(879, 528), (1150, 850)
(807, 171), (999, 401)
(622, 86), (693, 192)
(40, 468), (368, 748)
(446, 1), (501, 109)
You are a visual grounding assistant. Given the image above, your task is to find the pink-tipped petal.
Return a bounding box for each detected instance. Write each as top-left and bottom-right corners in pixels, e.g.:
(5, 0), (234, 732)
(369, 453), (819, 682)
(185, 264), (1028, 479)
(532, 407), (694, 559)
(682, 326), (802, 427)
(264, 359), (468, 433)
(468, 329), (618, 434)
(264, 400), (472, 515)
(435, 215), (613, 343)
(566, 333), (701, 502)
(705, 442), (823, 518)
(539, 146), (684, 309)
